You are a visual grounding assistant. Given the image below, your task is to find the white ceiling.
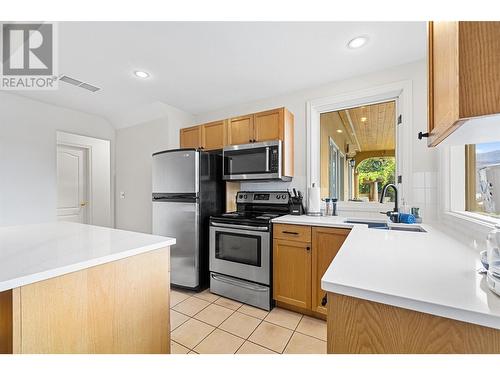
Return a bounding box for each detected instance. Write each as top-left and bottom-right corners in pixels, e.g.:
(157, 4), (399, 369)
(18, 22), (426, 128)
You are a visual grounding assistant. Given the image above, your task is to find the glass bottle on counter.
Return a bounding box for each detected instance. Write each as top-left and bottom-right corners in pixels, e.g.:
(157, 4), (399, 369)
(325, 198), (333, 216)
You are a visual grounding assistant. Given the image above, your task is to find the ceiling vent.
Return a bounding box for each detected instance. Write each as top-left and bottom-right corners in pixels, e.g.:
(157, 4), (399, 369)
(59, 75), (101, 92)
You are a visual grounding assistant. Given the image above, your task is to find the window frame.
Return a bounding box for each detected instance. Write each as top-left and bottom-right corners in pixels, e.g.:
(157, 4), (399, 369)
(306, 80), (412, 213)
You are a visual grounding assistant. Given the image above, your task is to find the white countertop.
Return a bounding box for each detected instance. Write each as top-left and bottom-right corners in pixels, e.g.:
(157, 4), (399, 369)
(273, 215), (500, 330)
(0, 222), (175, 292)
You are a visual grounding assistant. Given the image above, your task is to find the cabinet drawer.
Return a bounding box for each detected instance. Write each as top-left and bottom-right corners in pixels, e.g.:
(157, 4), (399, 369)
(273, 224), (311, 242)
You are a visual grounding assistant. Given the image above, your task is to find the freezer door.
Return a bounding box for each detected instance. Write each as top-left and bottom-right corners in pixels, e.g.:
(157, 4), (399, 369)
(152, 201), (199, 288)
(152, 150), (199, 194)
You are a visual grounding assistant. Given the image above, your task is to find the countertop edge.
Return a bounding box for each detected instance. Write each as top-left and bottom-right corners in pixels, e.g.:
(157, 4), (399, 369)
(0, 239), (175, 293)
(322, 281), (500, 330)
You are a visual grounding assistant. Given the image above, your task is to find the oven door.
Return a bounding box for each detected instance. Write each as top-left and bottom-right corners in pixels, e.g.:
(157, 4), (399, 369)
(222, 141), (281, 180)
(209, 222), (270, 285)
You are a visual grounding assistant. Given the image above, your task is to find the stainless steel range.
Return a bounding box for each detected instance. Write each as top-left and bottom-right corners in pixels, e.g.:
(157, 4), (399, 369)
(209, 191), (291, 310)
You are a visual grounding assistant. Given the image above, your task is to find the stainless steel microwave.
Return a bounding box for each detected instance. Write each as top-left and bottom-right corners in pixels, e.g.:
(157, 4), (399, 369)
(222, 140), (291, 181)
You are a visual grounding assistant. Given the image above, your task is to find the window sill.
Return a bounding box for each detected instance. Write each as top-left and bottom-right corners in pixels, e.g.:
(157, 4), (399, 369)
(442, 211), (498, 241)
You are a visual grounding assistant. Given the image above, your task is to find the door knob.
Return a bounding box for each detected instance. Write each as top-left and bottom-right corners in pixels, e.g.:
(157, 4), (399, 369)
(80, 202), (88, 207)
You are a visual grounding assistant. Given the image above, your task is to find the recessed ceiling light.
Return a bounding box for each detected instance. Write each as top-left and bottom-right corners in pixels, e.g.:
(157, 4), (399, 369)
(134, 70), (150, 79)
(347, 36), (369, 49)
(360, 117), (368, 122)
(337, 129), (343, 133)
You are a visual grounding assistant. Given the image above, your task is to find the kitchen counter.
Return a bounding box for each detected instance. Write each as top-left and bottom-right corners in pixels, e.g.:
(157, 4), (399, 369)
(272, 214), (500, 330)
(0, 221), (174, 354)
(0, 221), (175, 292)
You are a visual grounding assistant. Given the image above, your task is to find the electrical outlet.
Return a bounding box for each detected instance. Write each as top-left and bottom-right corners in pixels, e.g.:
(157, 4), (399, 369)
(120, 192), (125, 199)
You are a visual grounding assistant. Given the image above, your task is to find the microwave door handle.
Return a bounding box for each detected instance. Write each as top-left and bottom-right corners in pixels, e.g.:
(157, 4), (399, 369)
(265, 147), (270, 172)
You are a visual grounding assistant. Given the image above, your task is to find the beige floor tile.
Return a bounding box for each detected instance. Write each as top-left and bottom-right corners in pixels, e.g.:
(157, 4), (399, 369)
(194, 329), (244, 354)
(214, 296), (243, 310)
(236, 341), (276, 354)
(170, 340), (190, 354)
(170, 289), (191, 307)
(219, 311), (261, 339)
(170, 309), (190, 331)
(296, 316), (327, 341)
(194, 303), (234, 327)
(193, 289), (220, 303)
(248, 321), (293, 353)
(171, 318), (215, 349)
(172, 296), (211, 317)
(264, 307), (302, 330)
(237, 304), (269, 319)
(283, 332), (327, 354)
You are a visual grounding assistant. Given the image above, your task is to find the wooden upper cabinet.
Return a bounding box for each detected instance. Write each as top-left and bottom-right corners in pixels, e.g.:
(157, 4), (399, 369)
(179, 125), (202, 149)
(227, 114), (254, 145)
(273, 238), (312, 310)
(201, 120), (227, 150)
(311, 227), (349, 316)
(427, 21), (500, 147)
(254, 108), (283, 142)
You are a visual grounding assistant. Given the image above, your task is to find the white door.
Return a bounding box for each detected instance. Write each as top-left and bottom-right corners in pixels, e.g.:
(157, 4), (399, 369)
(56, 145), (89, 223)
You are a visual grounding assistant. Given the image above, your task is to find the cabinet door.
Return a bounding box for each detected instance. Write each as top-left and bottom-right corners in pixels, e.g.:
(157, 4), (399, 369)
(312, 227), (350, 315)
(273, 239), (311, 310)
(254, 108), (283, 142)
(180, 126), (201, 149)
(227, 115), (254, 145)
(202, 120), (227, 150)
(427, 21), (460, 147)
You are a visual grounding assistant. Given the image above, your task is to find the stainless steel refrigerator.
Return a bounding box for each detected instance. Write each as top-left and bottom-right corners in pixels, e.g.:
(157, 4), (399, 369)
(152, 149), (223, 290)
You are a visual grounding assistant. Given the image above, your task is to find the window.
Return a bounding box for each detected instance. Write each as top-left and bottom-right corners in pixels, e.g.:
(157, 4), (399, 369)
(465, 141), (500, 218)
(319, 100), (397, 202)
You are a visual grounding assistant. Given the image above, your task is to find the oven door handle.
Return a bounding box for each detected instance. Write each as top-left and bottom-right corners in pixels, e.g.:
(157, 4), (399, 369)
(211, 273), (269, 292)
(210, 222), (269, 231)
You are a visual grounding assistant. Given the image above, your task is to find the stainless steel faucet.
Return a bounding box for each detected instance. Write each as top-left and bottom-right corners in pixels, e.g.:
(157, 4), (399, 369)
(379, 183), (399, 223)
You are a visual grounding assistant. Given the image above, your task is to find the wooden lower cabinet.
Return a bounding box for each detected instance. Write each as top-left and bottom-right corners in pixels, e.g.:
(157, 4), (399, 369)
(273, 238), (311, 310)
(0, 248), (170, 354)
(327, 292), (500, 353)
(272, 224), (350, 318)
(311, 227), (350, 315)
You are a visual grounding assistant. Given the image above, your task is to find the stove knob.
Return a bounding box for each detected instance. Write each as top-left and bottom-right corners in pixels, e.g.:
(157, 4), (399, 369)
(276, 195), (280, 199)
(282, 194), (287, 199)
(244, 194), (247, 199)
(238, 194), (243, 199)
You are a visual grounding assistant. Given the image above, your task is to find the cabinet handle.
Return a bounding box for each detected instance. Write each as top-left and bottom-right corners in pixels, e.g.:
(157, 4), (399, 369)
(418, 132), (429, 140)
(282, 231), (299, 235)
(321, 293), (328, 307)
(306, 246), (311, 252)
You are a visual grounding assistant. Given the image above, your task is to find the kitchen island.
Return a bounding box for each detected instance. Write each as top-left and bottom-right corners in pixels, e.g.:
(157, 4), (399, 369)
(272, 215), (500, 354)
(0, 222), (175, 354)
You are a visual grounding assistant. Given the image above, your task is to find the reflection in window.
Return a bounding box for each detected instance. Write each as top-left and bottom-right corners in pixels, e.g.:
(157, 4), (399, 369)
(466, 141), (500, 217)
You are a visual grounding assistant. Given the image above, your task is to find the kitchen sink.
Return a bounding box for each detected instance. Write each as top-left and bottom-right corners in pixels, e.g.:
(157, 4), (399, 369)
(343, 219), (427, 233)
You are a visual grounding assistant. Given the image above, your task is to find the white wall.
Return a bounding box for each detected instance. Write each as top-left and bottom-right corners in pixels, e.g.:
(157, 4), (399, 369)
(0, 92), (115, 226)
(115, 105), (194, 233)
(194, 60), (438, 220)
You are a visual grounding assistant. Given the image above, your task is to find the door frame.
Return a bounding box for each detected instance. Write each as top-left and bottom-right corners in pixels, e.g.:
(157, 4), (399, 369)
(306, 80), (413, 211)
(56, 144), (91, 223)
(56, 131), (112, 227)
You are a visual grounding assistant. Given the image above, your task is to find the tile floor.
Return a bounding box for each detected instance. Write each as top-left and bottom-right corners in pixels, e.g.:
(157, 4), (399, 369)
(170, 288), (327, 354)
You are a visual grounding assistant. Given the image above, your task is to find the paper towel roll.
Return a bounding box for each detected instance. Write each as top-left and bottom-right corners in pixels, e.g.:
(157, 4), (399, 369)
(307, 184), (321, 216)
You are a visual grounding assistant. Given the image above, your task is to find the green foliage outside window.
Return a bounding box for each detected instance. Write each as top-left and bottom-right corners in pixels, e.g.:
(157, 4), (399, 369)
(357, 157), (396, 197)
